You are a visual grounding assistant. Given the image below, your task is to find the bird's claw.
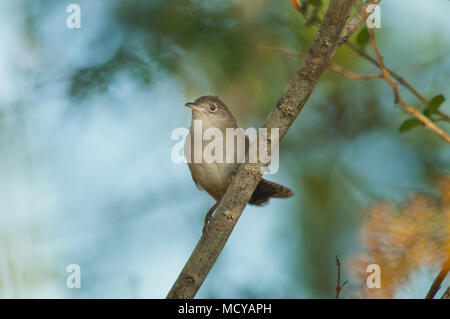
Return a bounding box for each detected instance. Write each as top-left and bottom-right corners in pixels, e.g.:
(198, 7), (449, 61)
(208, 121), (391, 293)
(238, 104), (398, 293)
(202, 215), (212, 237)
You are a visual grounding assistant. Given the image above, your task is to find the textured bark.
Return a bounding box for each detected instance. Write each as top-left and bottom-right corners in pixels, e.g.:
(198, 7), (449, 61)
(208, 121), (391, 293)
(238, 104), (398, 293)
(338, 0), (382, 46)
(167, 0), (364, 299)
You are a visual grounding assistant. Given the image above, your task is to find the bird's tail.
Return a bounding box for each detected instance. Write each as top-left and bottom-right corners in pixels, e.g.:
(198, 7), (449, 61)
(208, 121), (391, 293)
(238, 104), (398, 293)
(249, 178), (293, 206)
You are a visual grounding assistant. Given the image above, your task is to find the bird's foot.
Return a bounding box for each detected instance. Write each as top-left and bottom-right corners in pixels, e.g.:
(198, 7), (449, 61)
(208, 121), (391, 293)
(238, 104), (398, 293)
(202, 202), (218, 238)
(202, 215), (213, 236)
(227, 167), (239, 185)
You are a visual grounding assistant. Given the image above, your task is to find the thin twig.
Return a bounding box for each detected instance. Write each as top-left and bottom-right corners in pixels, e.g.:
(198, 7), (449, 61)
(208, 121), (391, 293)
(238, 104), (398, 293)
(296, 1), (450, 123)
(261, 44), (449, 130)
(437, 111), (450, 122)
(337, 0), (382, 46)
(335, 255), (348, 299)
(259, 44), (382, 81)
(425, 257), (450, 299)
(346, 43), (449, 123)
(344, 43), (429, 103)
(367, 29), (450, 143)
(346, 45), (450, 123)
(329, 62), (383, 81)
(441, 286), (450, 299)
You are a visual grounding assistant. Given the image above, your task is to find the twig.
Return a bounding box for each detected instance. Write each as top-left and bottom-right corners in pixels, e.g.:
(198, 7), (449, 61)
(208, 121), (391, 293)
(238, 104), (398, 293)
(296, 1), (450, 123)
(367, 29), (450, 143)
(346, 43), (449, 122)
(261, 44), (450, 128)
(345, 43), (429, 103)
(337, 0), (382, 46)
(166, 0), (357, 299)
(329, 62), (383, 81)
(259, 44), (382, 81)
(441, 286), (450, 299)
(425, 257), (450, 299)
(335, 255), (348, 299)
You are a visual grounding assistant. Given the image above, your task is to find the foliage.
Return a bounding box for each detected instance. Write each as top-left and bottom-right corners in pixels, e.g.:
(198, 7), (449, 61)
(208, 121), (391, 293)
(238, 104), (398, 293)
(400, 95), (447, 132)
(67, 0), (309, 113)
(349, 177), (450, 298)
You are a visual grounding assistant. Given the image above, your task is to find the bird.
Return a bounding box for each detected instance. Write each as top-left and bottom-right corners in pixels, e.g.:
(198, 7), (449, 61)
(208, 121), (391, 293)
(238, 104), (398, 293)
(184, 95), (293, 234)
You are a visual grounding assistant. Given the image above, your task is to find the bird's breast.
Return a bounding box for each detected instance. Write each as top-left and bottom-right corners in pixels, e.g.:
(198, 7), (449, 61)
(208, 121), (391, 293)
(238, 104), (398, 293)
(185, 129), (239, 201)
(190, 161), (236, 201)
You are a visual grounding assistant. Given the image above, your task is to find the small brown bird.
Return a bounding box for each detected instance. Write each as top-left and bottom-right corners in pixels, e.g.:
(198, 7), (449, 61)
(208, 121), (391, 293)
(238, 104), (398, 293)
(184, 96), (293, 233)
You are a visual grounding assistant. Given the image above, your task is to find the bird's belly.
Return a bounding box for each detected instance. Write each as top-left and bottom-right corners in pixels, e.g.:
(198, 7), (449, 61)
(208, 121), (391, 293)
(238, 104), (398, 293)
(191, 161), (237, 201)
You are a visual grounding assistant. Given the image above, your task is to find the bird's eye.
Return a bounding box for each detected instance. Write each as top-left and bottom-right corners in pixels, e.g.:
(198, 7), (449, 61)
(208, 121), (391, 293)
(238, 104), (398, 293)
(210, 104), (217, 112)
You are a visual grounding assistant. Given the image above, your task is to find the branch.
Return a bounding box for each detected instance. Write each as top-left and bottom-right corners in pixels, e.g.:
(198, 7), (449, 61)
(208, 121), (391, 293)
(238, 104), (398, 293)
(335, 255), (348, 299)
(346, 42), (449, 122)
(166, 0), (357, 299)
(260, 42), (450, 142)
(329, 61), (382, 81)
(296, 0), (450, 124)
(346, 42), (448, 122)
(261, 45), (450, 116)
(345, 43), (428, 103)
(441, 286), (450, 299)
(367, 29), (450, 143)
(337, 0), (382, 46)
(259, 45), (382, 81)
(425, 257), (450, 299)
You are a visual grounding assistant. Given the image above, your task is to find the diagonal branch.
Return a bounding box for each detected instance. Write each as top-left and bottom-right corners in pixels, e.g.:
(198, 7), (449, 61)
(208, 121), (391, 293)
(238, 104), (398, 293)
(296, 0), (450, 124)
(337, 0), (382, 46)
(166, 0), (358, 299)
(367, 29), (450, 143)
(259, 44), (382, 81)
(260, 43), (450, 139)
(345, 42), (429, 104)
(425, 257), (450, 299)
(441, 286), (450, 299)
(346, 41), (448, 122)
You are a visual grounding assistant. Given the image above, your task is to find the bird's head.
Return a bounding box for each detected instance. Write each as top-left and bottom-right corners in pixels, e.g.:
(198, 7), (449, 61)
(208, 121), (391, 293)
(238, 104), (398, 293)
(185, 95), (236, 127)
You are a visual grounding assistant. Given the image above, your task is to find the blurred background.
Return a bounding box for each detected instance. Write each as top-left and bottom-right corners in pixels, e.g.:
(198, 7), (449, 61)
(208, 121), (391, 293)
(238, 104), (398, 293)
(0, 0), (449, 298)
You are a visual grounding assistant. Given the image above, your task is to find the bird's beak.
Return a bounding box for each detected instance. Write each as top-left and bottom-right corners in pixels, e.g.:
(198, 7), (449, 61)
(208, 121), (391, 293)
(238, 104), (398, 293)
(185, 102), (203, 113)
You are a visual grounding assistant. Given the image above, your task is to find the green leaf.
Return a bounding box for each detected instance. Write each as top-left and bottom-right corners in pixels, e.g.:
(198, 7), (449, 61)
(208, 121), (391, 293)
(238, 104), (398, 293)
(356, 28), (369, 47)
(399, 118), (422, 132)
(428, 94), (445, 113)
(308, 0), (323, 8)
